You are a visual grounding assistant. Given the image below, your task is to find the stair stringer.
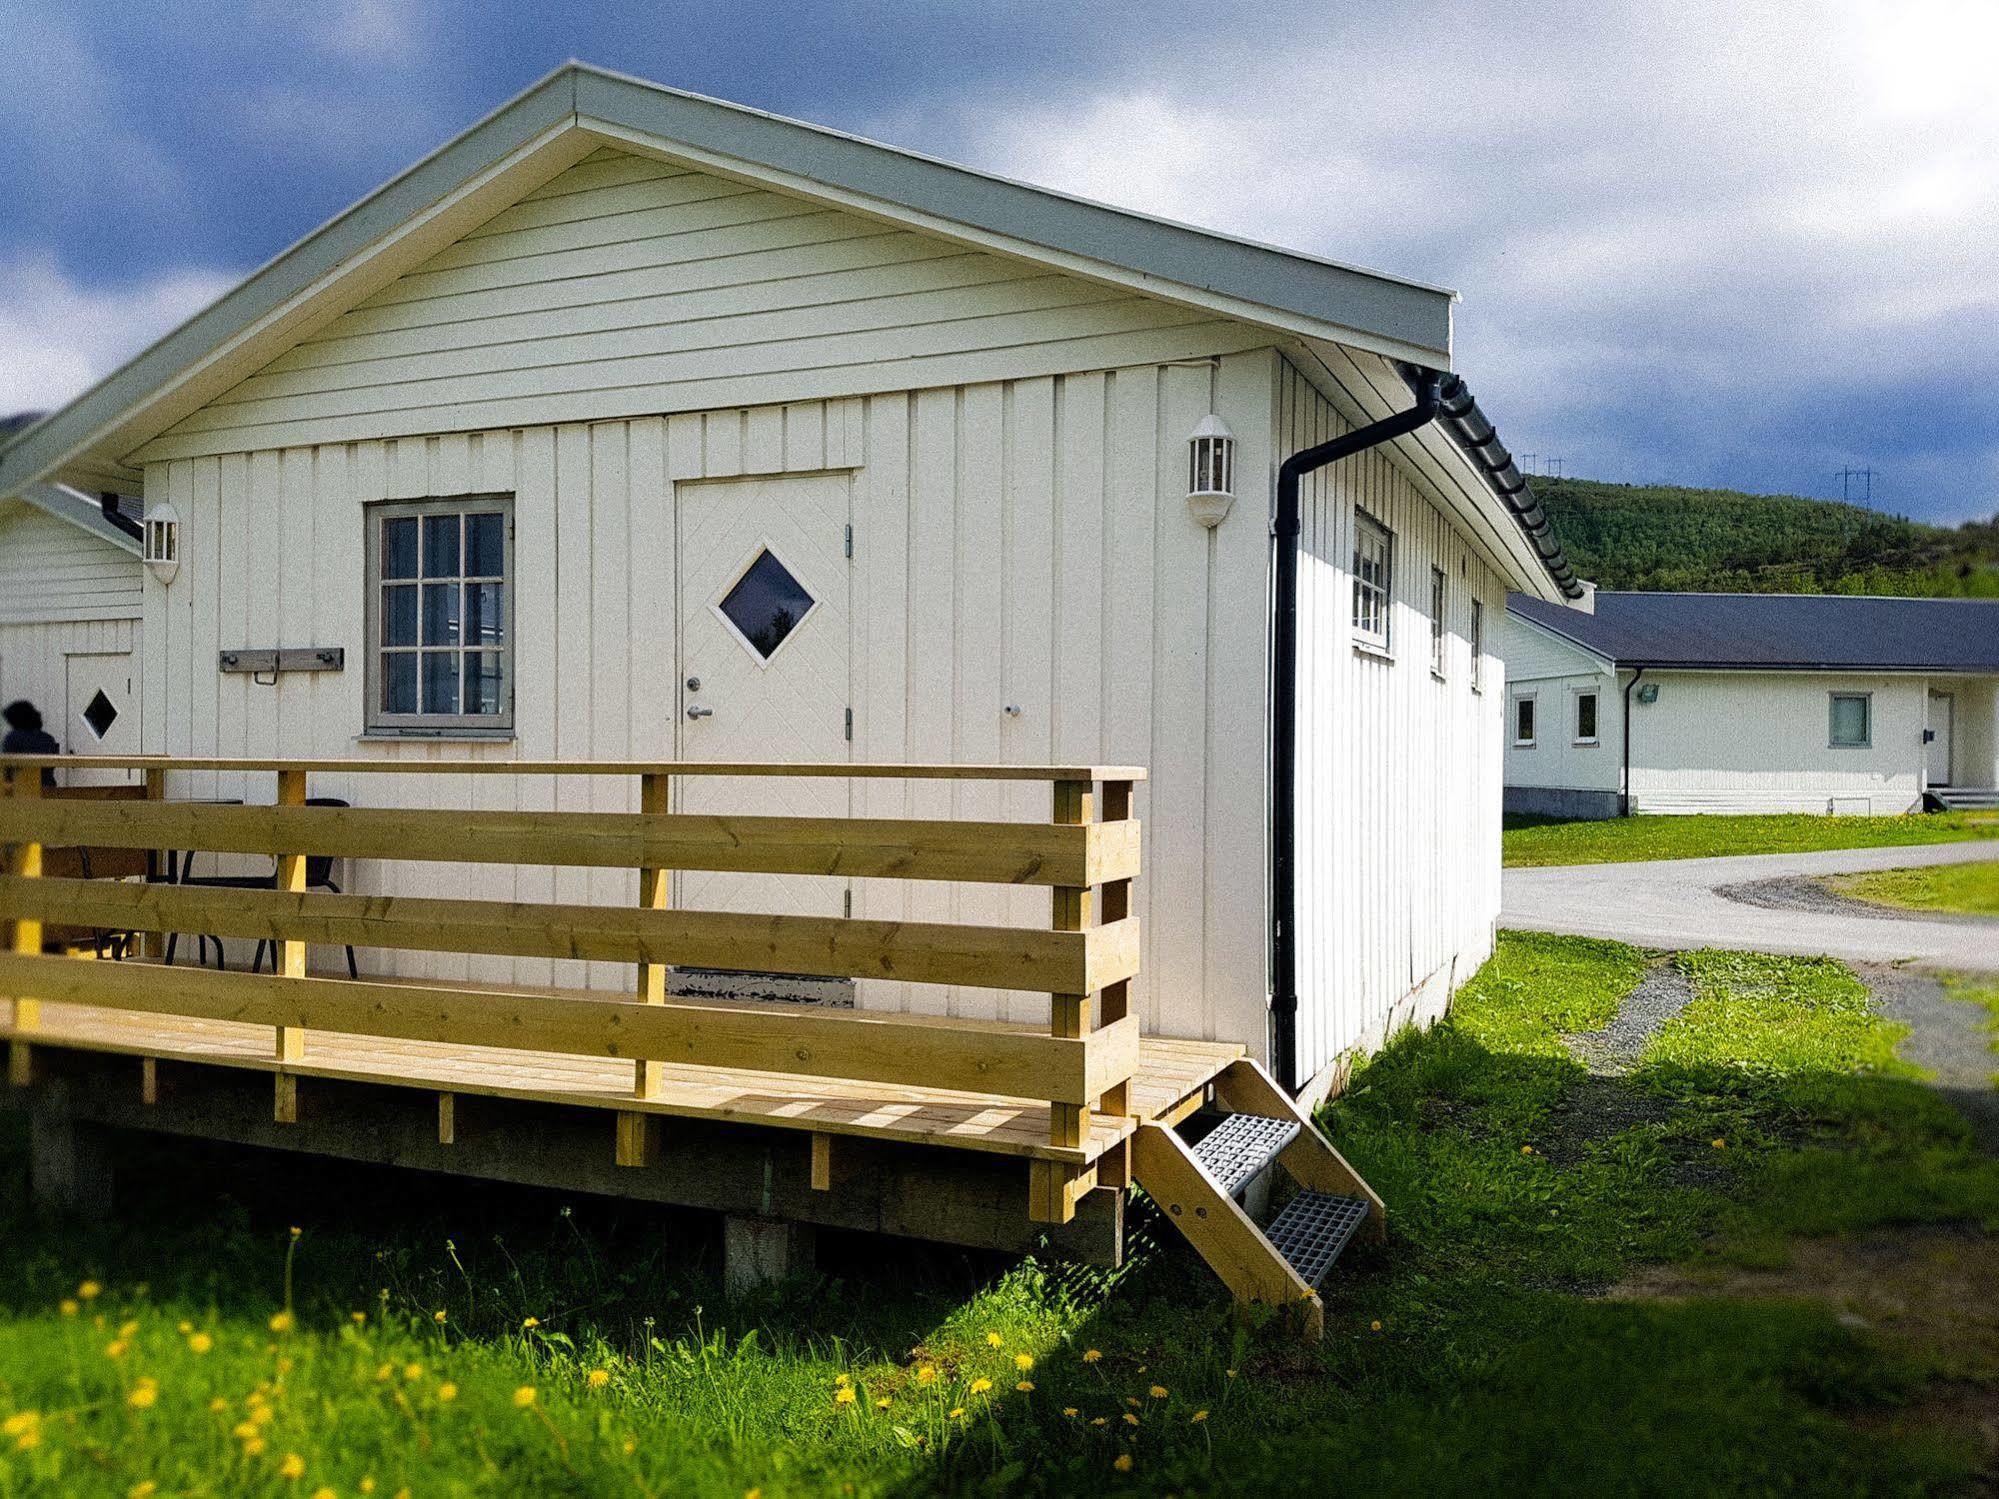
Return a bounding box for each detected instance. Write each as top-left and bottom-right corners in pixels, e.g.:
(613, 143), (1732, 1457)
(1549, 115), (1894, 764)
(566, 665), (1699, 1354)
(1129, 1122), (1324, 1342)
(1213, 1059), (1386, 1244)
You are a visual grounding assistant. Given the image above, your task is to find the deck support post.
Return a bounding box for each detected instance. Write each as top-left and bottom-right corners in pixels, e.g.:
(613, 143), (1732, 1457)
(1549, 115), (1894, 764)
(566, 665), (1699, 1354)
(614, 1111), (658, 1168)
(723, 1214), (814, 1296)
(29, 1090), (114, 1220)
(5, 770), (44, 1071)
(633, 772), (670, 1100)
(272, 769), (307, 1122)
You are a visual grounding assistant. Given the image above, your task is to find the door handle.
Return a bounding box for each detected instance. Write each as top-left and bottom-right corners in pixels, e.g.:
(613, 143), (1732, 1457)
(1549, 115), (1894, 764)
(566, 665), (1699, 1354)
(686, 705), (713, 720)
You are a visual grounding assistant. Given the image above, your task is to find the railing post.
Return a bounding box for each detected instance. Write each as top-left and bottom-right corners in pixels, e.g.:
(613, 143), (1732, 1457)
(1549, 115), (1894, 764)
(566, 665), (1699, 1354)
(1049, 778), (1097, 1153)
(140, 769), (165, 959)
(273, 767), (306, 1123)
(5, 769), (43, 1086)
(618, 771), (671, 1168)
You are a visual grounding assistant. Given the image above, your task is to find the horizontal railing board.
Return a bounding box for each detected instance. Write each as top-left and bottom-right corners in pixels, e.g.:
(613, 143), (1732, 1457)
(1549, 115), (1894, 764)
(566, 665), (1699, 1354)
(0, 876), (1142, 994)
(0, 952), (1133, 1105)
(0, 756), (1145, 782)
(0, 802), (1141, 887)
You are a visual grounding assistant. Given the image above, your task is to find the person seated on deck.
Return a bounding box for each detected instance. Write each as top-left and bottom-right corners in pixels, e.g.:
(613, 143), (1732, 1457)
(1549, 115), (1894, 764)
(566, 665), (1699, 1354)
(2, 700), (59, 788)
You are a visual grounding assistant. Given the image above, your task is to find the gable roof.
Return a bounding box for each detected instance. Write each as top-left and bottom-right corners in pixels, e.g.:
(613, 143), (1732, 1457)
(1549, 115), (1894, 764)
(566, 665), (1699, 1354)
(1509, 591), (1999, 674)
(0, 62), (1571, 598)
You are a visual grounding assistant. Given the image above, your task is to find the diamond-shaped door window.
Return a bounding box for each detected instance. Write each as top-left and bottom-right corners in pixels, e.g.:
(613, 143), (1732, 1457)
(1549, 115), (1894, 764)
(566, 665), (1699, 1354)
(82, 689), (119, 741)
(719, 549), (815, 661)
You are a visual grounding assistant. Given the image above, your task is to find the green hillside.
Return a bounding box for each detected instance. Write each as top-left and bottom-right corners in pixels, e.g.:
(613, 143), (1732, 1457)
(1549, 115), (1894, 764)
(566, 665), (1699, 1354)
(1533, 476), (1999, 596)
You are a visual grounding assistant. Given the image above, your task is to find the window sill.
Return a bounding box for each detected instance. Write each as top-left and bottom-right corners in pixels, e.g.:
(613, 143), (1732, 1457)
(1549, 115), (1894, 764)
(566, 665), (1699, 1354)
(354, 731), (517, 745)
(1572, 738), (1601, 748)
(1352, 639), (1395, 664)
(1512, 741), (1537, 750)
(1430, 668), (1448, 685)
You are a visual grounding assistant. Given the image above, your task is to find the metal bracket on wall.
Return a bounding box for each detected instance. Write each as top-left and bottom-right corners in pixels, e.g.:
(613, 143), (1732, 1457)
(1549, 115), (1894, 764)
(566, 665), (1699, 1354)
(219, 648), (345, 686)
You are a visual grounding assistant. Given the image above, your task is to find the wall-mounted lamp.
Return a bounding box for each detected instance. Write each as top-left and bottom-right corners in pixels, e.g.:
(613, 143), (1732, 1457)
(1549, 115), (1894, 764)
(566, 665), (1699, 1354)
(1636, 683), (1660, 705)
(1186, 413), (1236, 528)
(144, 500), (181, 586)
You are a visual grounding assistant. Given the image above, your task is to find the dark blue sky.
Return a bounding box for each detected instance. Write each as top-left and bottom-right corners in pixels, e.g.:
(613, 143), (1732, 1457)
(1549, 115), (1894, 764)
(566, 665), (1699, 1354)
(6, 0), (1995, 523)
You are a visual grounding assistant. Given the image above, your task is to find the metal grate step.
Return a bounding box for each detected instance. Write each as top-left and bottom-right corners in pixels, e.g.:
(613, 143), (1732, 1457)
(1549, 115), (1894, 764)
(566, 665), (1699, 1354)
(1263, 1190), (1371, 1289)
(1191, 1112), (1300, 1199)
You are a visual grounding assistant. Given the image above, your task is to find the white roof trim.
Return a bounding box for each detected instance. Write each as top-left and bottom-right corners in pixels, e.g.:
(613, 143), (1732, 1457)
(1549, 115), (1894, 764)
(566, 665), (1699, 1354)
(3, 482), (143, 556)
(0, 62), (1457, 499)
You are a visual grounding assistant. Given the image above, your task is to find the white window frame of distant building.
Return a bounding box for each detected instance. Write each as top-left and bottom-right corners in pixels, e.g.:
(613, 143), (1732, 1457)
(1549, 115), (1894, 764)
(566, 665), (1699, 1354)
(1429, 565), (1448, 680)
(1828, 691), (1872, 749)
(1352, 510), (1394, 654)
(1572, 686), (1601, 746)
(1469, 597), (1485, 692)
(363, 494), (516, 737)
(1512, 691), (1538, 747)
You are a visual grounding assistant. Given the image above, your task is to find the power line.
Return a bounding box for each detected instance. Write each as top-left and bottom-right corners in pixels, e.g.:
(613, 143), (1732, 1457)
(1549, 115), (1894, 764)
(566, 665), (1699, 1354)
(1834, 466), (1873, 506)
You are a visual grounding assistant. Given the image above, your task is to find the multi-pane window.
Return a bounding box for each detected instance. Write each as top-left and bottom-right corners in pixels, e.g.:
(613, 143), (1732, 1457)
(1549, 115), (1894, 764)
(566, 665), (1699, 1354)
(1352, 512), (1393, 649)
(1470, 598), (1485, 691)
(1513, 694), (1537, 746)
(1829, 692), (1871, 748)
(366, 496), (513, 734)
(1429, 566), (1447, 677)
(1575, 690), (1600, 744)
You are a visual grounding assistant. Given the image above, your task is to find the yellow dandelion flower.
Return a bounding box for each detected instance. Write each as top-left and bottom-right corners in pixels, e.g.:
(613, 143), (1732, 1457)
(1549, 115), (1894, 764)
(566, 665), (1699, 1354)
(118, 1319), (140, 1338)
(351, 1311), (367, 1325)
(310, 1489), (336, 1499)
(520, 1316), (539, 1329)
(1082, 1348), (1103, 1363)
(1, 1412), (37, 1436)
(289, 1226), (302, 1239)
(834, 1386), (856, 1406)
(586, 1369), (610, 1390)
(128, 1482), (159, 1499)
(622, 1437), (637, 1456)
(178, 1320), (193, 1334)
(1712, 1138), (1727, 1150)
(969, 1377), (992, 1395)
(436, 1382), (457, 1403)
(209, 1397), (229, 1413)
(1123, 1412), (1140, 1427)
(985, 1332), (1003, 1348)
(14, 1430), (40, 1452)
(360, 1481), (376, 1495)
(403, 1363), (424, 1383)
(1091, 1416), (1108, 1427)
(59, 1299), (78, 1316)
(78, 1280), (102, 1301)
(875, 1397), (891, 1409)
(1013, 1353), (1034, 1372)
(1520, 1144), (1534, 1155)
(1063, 1406), (1079, 1418)
(512, 1385), (537, 1408)
(243, 1437), (266, 1457)
(915, 1364), (936, 1384)
(277, 1356), (294, 1375)
(1191, 1409), (1209, 1423)
(393, 1490), (411, 1499)
(948, 1407), (966, 1419)
(1114, 1453), (1133, 1473)
(128, 1382), (159, 1410)
(232, 1421), (259, 1441)
(833, 1372), (851, 1387)
(374, 1363), (394, 1383)
(268, 1311), (295, 1334)
(1149, 1384), (1168, 1399)
(278, 1452), (306, 1480)
(1015, 1380), (1034, 1393)
(189, 1331), (214, 1354)
(104, 1339), (128, 1359)
(1226, 1368), (1238, 1379)
(251, 1404), (275, 1427)
(1125, 1397), (1141, 1407)
(1370, 1319), (1383, 1332)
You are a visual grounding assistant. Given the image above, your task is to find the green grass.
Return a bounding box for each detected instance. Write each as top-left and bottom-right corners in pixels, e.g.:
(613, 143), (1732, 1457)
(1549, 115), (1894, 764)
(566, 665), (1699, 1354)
(1, 934), (1996, 1495)
(1830, 860), (1999, 916)
(1503, 811), (1999, 867)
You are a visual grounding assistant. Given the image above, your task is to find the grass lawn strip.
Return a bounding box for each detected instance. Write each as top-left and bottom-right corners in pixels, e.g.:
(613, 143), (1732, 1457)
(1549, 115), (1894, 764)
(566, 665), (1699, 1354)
(1503, 810), (1999, 868)
(0, 932), (1994, 1494)
(1829, 859), (1999, 917)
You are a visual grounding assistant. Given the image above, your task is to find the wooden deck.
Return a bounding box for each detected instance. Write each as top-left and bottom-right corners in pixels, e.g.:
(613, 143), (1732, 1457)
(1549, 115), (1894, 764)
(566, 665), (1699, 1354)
(0, 975), (1239, 1165)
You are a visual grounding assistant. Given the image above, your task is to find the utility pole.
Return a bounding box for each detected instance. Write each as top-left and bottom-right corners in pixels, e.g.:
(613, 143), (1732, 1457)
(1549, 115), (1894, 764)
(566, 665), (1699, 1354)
(1519, 453), (1538, 476)
(1834, 466), (1873, 506)
(1544, 456), (1565, 479)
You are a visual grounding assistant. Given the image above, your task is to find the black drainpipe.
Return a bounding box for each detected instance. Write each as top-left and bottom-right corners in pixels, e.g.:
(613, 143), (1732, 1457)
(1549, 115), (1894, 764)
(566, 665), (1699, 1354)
(98, 492), (142, 543)
(1620, 666), (1646, 817)
(1270, 368), (1444, 1095)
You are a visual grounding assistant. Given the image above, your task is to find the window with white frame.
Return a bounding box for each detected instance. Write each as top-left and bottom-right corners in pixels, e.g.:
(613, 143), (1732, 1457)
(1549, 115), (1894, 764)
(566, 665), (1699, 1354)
(1352, 512), (1393, 650)
(1574, 689), (1600, 744)
(365, 496), (514, 735)
(1829, 692), (1871, 749)
(1513, 693), (1537, 746)
(1429, 566), (1448, 677)
(1470, 598), (1485, 691)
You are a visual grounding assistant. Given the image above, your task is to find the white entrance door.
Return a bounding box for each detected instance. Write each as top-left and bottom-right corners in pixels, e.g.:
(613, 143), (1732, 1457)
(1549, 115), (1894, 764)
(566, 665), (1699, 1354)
(675, 473), (852, 918)
(1928, 690), (1954, 787)
(64, 651), (142, 786)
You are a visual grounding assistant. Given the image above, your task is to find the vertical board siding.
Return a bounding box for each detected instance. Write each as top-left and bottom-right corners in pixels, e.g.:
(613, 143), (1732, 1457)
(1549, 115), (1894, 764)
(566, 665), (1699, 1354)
(1281, 357), (1505, 1087)
(139, 353), (1276, 1058)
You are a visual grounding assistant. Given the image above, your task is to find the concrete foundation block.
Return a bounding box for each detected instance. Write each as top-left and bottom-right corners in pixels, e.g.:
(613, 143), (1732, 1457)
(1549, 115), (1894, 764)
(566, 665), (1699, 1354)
(723, 1214), (814, 1295)
(29, 1102), (115, 1221)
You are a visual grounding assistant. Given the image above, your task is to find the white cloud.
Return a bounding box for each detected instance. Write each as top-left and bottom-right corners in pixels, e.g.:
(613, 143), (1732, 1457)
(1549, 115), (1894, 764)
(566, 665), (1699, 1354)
(0, 255), (237, 419)
(316, 0), (425, 61)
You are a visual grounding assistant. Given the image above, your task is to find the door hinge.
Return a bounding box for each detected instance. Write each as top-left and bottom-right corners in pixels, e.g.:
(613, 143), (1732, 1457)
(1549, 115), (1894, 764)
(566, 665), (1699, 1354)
(844, 706), (853, 742)
(843, 523), (853, 558)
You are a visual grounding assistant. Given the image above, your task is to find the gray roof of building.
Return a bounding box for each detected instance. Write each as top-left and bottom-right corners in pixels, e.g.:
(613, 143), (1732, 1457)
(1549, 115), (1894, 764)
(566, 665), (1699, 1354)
(1510, 590), (1999, 674)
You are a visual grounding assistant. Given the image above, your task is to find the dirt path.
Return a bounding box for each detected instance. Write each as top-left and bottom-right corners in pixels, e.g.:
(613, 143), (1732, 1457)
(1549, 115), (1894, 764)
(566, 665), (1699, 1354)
(1861, 963), (1999, 1155)
(1563, 962), (1695, 1075)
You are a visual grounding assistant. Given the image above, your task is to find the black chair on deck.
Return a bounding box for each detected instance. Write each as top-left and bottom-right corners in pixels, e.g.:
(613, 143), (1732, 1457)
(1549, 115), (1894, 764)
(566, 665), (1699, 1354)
(165, 797), (360, 980)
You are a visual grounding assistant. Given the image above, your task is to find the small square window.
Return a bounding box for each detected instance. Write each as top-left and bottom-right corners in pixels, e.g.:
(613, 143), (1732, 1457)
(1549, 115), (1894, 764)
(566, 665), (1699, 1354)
(718, 548), (816, 661)
(1830, 692), (1871, 748)
(1514, 695), (1537, 746)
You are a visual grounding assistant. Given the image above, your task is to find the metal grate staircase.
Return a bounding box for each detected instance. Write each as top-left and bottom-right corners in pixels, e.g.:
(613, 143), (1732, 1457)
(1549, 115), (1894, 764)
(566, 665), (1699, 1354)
(1130, 1058), (1382, 1339)
(1930, 786), (1999, 812)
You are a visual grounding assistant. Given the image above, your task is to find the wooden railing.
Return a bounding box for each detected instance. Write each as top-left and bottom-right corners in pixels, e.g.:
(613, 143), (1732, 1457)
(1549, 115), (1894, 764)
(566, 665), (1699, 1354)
(0, 758), (1143, 1215)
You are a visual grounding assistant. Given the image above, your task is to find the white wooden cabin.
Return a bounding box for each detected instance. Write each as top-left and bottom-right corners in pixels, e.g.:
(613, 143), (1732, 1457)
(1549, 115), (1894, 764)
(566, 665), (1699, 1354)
(1505, 590), (1999, 817)
(0, 64), (1579, 1102)
(0, 478), (145, 773)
